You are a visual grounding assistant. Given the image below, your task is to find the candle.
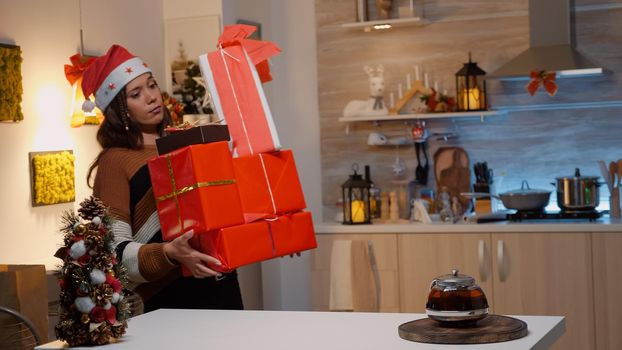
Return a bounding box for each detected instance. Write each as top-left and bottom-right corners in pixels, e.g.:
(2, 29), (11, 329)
(398, 83), (403, 98)
(434, 81), (439, 92)
(461, 87), (481, 110)
(406, 74), (411, 89)
(351, 200), (366, 223)
(390, 92), (395, 108)
(414, 65), (420, 81)
(424, 73), (429, 87)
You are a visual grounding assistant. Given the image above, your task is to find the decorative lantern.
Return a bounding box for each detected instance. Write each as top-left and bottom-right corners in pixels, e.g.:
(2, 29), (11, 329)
(455, 53), (487, 111)
(342, 163), (371, 225)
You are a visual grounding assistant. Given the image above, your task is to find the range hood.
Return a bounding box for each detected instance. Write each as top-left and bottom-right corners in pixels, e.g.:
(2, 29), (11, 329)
(489, 0), (604, 80)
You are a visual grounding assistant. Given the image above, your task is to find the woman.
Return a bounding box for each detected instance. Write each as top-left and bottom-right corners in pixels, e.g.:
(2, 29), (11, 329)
(83, 44), (243, 312)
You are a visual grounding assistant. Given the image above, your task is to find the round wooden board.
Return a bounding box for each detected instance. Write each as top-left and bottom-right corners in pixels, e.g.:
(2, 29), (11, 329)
(398, 315), (528, 344)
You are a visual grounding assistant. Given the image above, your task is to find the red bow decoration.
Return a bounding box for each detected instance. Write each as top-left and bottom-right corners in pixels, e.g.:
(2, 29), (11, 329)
(64, 53), (96, 85)
(217, 24), (281, 83)
(526, 70), (558, 96)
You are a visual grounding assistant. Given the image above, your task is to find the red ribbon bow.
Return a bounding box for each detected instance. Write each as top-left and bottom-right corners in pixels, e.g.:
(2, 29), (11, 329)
(63, 53), (96, 86)
(526, 70), (558, 96)
(217, 24), (281, 83)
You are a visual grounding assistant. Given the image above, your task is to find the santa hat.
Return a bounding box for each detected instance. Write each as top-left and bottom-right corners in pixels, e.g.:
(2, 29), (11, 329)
(81, 44), (151, 112)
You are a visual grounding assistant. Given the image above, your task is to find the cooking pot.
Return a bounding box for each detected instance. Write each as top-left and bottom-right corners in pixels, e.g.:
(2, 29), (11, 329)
(426, 269), (489, 326)
(553, 168), (600, 211)
(463, 180), (551, 211)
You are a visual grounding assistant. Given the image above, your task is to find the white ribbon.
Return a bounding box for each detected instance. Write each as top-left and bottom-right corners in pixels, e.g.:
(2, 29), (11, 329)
(258, 153), (278, 215)
(218, 45), (254, 155)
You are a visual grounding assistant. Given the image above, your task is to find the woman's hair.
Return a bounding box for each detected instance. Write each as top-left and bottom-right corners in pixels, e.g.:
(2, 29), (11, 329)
(86, 82), (172, 188)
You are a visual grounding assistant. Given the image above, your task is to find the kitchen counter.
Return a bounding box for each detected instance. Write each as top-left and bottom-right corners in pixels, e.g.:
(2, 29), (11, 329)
(37, 309), (565, 350)
(315, 215), (622, 233)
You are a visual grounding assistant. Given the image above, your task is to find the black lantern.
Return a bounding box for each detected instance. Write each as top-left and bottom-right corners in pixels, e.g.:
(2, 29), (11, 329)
(342, 163), (371, 225)
(455, 53), (487, 111)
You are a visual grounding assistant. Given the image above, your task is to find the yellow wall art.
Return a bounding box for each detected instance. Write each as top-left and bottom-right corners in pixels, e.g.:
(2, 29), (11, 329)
(29, 150), (75, 206)
(0, 43), (24, 122)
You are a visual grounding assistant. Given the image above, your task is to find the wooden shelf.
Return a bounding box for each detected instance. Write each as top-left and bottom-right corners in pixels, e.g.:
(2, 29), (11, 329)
(341, 17), (429, 30)
(339, 110), (505, 123)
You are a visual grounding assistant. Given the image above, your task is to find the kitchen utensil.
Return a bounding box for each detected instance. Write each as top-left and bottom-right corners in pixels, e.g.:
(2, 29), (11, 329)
(597, 160), (611, 191)
(553, 168), (601, 211)
(609, 161), (618, 189)
(414, 142), (425, 184)
(463, 180), (551, 211)
(425, 269), (489, 325)
(436, 147), (470, 209)
(617, 159), (622, 188)
(421, 142), (429, 185)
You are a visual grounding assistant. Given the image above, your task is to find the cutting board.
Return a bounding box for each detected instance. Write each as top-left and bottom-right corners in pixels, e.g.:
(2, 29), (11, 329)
(398, 314), (528, 344)
(435, 147), (470, 209)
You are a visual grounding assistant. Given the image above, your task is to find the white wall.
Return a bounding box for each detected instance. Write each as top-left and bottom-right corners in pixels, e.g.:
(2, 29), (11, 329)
(222, 0), (322, 311)
(0, 0), (165, 269)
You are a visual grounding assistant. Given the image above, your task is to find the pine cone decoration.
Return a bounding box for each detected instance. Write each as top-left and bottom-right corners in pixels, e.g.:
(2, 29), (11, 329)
(90, 324), (114, 345)
(78, 196), (107, 221)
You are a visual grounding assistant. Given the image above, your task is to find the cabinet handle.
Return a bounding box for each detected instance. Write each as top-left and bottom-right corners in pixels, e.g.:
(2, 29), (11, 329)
(478, 239), (487, 281)
(497, 239), (506, 282)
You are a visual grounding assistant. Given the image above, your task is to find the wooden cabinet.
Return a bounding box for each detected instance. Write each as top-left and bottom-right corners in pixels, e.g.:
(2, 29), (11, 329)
(491, 233), (595, 350)
(397, 233), (492, 312)
(310, 233), (399, 312)
(592, 233), (622, 350)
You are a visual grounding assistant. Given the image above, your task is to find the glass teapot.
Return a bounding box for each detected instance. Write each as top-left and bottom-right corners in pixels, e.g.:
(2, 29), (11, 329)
(425, 269), (489, 325)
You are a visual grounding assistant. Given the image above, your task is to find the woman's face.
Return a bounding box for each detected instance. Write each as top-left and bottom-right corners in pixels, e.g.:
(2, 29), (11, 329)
(125, 73), (164, 132)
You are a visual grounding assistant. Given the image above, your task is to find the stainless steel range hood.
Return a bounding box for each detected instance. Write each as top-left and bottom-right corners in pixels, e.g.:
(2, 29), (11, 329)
(489, 0), (604, 80)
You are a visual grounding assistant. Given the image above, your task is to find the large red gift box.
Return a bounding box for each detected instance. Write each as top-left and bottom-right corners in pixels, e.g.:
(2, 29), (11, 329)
(199, 24), (282, 157)
(233, 150), (306, 223)
(187, 211), (317, 273)
(147, 142), (245, 241)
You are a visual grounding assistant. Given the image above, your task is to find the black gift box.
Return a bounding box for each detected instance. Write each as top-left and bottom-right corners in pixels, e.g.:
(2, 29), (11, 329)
(156, 125), (230, 155)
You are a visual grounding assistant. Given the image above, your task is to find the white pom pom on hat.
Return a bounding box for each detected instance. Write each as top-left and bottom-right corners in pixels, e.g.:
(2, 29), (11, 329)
(82, 99), (96, 113)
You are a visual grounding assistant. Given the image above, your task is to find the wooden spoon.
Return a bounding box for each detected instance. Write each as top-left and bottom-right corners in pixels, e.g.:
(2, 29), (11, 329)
(610, 161), (618, 189)
(617, 159), (622, 189)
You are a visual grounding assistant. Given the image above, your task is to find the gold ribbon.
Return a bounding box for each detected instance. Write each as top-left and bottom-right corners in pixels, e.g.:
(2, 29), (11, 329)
(156, 154), (236, 231)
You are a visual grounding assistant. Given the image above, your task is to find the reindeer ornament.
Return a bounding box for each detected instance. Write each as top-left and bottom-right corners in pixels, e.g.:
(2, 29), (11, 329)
(343, 65), (388, 118)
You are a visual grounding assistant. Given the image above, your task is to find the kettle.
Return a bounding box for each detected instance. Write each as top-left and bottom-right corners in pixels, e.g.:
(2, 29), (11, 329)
(426, 269), (489, 325)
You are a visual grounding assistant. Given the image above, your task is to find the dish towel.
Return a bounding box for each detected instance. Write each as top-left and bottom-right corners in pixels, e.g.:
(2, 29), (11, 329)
(329, 240), (380, 312)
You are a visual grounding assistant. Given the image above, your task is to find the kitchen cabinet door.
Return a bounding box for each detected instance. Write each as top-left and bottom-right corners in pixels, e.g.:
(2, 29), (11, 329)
(311, 233), (399, 312)
(491, 233), (595, 350)
(398, 233), (493, 313)
(592, 233), (622, 350)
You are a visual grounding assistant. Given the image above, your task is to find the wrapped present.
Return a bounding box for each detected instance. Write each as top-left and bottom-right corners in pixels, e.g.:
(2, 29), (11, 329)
(156, 125), (230, 155)
(233, 150), (306, 223)
(147, 142), (244, 241)
(267, 211), (317, 257)
(199, 24), (282, 157)
(185, 211), (317, 274)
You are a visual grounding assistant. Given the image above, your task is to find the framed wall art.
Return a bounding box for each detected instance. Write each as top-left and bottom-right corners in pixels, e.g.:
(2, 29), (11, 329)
(29, 150), (75, 206)
(0, 43), (24, 122)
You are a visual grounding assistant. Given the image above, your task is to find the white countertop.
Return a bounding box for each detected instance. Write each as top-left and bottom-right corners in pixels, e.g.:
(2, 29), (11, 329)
(37, 309), (565, 350)
(316, 215), (622, 233)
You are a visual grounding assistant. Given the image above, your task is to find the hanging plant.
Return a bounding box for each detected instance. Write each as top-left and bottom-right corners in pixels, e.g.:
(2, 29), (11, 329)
(0, 44), (24, 122)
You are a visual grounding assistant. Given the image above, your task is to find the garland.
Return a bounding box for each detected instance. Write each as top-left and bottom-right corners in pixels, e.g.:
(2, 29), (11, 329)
(0, 45), (24, 122)
(54, 197), (130, 346)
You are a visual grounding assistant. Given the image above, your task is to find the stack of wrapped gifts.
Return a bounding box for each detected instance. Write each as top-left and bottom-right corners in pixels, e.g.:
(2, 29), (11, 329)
(148, 24), (316, 273)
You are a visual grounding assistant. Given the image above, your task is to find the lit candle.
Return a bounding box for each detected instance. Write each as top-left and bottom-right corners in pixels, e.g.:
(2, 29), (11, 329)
(461, 87), (481, 110)
(406, 74), (412, 89)
(424, 73), (429, 87)
(351, 200), (366, 223)
(390, 92), (395, 108)
(414, 65), (420, 81)
(398, 83), (403, 99)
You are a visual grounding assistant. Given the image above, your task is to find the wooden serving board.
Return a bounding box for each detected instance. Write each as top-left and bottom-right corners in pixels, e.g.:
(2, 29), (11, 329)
(398, 315), (528, 344)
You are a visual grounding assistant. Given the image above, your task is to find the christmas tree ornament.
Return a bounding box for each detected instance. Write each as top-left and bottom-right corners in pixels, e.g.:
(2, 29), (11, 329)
(54, 196), (130, 346)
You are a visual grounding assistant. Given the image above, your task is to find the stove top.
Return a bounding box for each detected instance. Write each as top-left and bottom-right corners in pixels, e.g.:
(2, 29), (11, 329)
(507, 210), (602, 222)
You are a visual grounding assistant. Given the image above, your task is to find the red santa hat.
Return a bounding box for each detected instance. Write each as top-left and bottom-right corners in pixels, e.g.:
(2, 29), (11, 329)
(81, 44), (151, 112)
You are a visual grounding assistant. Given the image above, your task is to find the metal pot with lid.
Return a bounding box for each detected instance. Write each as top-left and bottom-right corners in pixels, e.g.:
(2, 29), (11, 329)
(425, 269), (489, 325)
(554, 168), (601, 211)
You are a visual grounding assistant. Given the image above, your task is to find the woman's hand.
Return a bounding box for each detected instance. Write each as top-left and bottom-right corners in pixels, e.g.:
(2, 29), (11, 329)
(163, 231), (222, 279)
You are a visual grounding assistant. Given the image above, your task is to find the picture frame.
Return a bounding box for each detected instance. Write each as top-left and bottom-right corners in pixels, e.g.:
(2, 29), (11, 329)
(236, 19), (262, 40)
(29, 150), (75, 206)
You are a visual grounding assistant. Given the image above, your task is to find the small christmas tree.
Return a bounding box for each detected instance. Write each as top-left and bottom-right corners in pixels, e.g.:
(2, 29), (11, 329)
(54, 196), (130, 346)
